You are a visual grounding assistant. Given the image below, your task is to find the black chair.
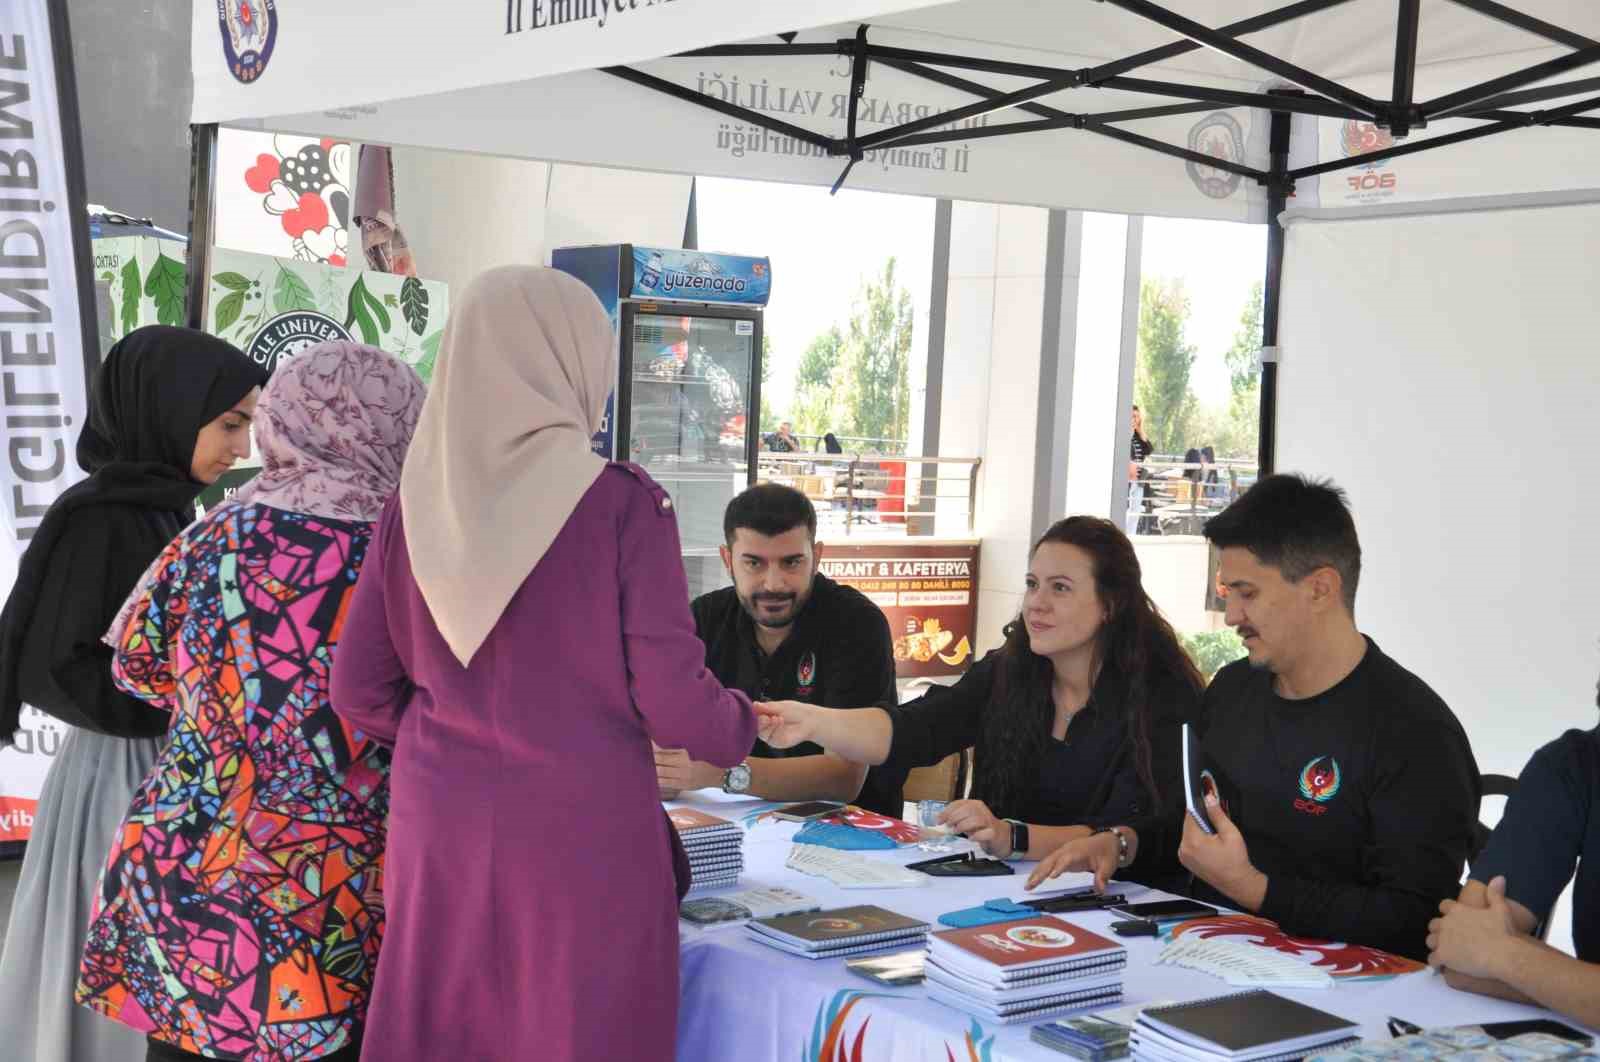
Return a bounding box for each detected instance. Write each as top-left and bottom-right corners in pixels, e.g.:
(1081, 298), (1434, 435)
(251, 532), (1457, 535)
(1473, 772), (1518, 861)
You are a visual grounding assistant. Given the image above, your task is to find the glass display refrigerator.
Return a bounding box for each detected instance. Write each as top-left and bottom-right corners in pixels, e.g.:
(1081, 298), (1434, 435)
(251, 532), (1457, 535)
(553, 244), (769, 599)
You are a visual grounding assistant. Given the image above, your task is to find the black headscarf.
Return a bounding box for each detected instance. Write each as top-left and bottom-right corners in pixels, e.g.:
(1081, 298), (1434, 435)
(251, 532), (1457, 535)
(0, 326), (264, 741)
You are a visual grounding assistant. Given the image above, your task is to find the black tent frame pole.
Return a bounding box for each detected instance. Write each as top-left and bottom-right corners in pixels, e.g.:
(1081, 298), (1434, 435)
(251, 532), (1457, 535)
(606, 0), (1600, 198)
(1423, 43), (1600, 120)
(184, 124), (219, 331)
(1290, 92), (1600, 181)
(45, 0), (99, 382)
(1440, 0), (1598, 50)
(1097, 0), (1383, 117)
(1080, 0), (1356, 83)
(1259, 94), (1295, 479)
(1389, 0), (1421, 136)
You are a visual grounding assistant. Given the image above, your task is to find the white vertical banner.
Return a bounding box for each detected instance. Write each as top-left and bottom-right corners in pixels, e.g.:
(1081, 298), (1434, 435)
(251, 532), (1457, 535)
(0, 0), (98, 846)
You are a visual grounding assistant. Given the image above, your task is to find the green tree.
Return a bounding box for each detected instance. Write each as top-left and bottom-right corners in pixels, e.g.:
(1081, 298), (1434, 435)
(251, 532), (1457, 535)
(1221, 280), (1263, 461)
(837, 258), (914, 448)
(758, 333), (777, 433)
(788, 258), (915, 451)
(1181, 629), (1247, 680)
(1135, 278), (1199, 456)
(791, 325), (845, 439)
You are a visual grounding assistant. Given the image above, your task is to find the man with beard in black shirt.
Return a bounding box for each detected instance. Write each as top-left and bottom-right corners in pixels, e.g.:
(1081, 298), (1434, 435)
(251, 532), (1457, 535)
(1027, 475), (1480, 961)
(654, 484), (905, 815)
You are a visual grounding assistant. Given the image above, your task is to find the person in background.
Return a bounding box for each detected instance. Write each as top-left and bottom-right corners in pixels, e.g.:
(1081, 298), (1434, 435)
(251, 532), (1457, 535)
(757, 517), (1202, 882)
(768, 420), (800, 453)
(1126, 404), (1154, 535)
(1183, 447), (1204, 506)
(822, 432), (845, 455)
(330, 267), (756, 1062)
(75, 342), (425, 1062)
(1028, 476), (1480, 961)
(0, 326), (263, 1062)
(1427, 675), (1600, 1027)
(656, 484), (904, 815)
(1199, 445), (1222, 501)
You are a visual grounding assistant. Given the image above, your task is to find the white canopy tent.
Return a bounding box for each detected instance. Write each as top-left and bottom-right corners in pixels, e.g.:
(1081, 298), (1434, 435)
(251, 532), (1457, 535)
(192, 1), (1600, 219)
(189, 0), (1600, 467)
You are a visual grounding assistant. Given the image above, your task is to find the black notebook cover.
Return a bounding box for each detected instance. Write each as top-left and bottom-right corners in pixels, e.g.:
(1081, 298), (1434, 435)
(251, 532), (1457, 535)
(1142, 990), (1355, 1053)
(753, 905), (927, 947)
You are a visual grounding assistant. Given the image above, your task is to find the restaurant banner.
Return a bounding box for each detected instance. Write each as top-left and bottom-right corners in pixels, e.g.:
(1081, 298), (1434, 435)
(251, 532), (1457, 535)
(818, 541), (978, 679)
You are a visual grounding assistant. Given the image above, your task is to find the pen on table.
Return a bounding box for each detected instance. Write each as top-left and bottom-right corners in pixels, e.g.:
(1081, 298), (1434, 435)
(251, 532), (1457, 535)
(917, 852), (974, 867)
(1388, 1017), (1423, 1037)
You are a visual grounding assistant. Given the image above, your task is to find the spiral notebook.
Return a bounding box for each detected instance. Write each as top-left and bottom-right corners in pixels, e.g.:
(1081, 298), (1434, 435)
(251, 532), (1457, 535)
(1131, 990), (1357, 1062)
(747, 905), (929, 957)
(926, 964), (1124, 1007)
(1183, 723), (1216, 835)
(927, 980), (1125, 1025)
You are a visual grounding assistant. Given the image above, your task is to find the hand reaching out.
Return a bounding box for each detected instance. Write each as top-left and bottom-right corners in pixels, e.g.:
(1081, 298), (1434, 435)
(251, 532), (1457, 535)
(754, 700), (816, 749)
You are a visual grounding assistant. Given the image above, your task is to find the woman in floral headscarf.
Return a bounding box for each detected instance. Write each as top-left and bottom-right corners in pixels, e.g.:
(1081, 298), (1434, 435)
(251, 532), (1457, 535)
(75, 342), (426, 1062)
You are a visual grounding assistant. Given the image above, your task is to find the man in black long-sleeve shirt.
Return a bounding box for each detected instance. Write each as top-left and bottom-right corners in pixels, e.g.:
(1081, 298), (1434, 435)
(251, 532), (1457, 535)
(1028, 475), (1480, 960)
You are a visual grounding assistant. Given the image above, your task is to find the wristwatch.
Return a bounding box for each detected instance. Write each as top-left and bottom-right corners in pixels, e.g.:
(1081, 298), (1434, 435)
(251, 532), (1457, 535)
(1093, 825), (1131, 868)
(721, 762), (752, 795)
(1005, 819), (1030, 858)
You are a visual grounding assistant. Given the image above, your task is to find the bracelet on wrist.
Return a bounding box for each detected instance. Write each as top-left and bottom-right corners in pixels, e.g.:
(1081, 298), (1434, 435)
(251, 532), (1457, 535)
(1093, 825), (1131, 868)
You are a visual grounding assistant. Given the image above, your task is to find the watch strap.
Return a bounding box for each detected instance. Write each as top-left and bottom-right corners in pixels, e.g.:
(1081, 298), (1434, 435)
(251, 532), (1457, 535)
(1005, 819), (1029, 858)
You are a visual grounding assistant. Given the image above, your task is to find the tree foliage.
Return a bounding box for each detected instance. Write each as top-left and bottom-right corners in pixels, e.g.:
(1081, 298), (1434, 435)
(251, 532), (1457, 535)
(787, 258), (914, 450)
(1135, 278), (1199, 456)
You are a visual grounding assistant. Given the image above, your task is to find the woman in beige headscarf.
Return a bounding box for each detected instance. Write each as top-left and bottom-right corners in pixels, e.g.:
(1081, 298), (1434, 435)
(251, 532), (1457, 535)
(331, 266), (757, 1062)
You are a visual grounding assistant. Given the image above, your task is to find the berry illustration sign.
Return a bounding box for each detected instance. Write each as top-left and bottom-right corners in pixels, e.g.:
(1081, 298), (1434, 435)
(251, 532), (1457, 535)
(217, 130), (352, 266)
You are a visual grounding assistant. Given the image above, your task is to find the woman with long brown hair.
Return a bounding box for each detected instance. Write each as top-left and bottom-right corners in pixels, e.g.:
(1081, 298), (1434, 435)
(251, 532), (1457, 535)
(757, 516), (1201, 878)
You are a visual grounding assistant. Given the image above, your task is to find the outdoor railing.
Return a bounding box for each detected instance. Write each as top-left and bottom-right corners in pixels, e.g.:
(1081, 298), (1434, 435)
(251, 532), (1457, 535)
(756, 451), (982, 539)
(1126, 455), (1257, 536)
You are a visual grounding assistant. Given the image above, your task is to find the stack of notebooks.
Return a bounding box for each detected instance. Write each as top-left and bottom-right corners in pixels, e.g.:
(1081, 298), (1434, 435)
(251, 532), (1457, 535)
(1032, 1008), (1144, 1060)
(1130, 990), (1358, 1062)
(668, 808), (743, 891)
(924, 916), (1127, 1025)
(747, 904), (929, 959)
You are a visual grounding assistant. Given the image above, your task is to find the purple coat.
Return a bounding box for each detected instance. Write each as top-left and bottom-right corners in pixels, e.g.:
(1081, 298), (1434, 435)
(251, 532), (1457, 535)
(331, 464), (756, 1061)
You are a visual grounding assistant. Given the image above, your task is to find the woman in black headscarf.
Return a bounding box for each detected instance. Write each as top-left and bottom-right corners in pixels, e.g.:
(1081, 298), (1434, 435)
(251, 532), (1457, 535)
(0, 325), (263, 1062)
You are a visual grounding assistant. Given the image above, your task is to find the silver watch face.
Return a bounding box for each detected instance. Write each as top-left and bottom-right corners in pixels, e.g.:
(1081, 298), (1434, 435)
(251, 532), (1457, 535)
(725, 763), (752, 793)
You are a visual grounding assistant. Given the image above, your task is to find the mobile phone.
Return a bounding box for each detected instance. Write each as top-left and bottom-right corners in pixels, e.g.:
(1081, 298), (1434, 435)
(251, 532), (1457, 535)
(772, 800), (845, 822)
(1108, 899), (1218, 921)
(1480, 1020), (1593, 1045)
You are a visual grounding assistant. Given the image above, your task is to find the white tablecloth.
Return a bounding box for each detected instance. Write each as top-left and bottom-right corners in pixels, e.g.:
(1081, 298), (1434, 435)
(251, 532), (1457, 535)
(673, 792), (1589, 1062)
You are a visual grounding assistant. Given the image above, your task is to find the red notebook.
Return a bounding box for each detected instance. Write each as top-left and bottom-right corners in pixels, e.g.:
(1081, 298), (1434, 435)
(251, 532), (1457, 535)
(928, 917), (1126, 983)
(668, 808), (737, 835)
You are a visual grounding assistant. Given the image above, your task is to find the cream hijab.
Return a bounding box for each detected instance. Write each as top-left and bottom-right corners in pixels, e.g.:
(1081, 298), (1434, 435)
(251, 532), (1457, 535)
(399, 266), (617, 666)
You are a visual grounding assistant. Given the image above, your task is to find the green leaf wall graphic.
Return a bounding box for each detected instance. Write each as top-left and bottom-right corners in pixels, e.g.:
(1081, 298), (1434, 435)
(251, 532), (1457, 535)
(119, 259), (141, 335)
(144, 253), (186, 326)
(400, 276), (429, 336)
(272, 267), (316, 313)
